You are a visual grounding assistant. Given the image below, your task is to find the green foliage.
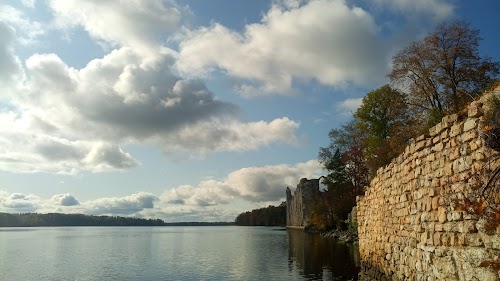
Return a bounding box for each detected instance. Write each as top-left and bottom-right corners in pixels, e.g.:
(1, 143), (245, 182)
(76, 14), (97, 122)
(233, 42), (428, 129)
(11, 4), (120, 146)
(354, 85), (413, 172)
(323, 149), (348, 190)
(347, 221), (358, 233)
(482, 93), (500, 151)
(235, 202), (286, 226)
(426, 107), (447, 129)
(319, 125), (368, 228)
(483, 94), (500, 129)
(317, 20), (499, 232)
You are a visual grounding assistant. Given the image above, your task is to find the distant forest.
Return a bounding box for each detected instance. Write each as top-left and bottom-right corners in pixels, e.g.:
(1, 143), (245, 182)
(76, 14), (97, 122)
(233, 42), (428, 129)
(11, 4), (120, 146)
(0, 212), (234, 227)
(235, 202), (286, 226)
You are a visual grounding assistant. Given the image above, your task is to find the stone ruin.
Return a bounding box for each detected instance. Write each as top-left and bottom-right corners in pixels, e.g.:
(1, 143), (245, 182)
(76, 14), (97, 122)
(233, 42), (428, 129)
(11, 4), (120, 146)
(286, 178), (322, 229)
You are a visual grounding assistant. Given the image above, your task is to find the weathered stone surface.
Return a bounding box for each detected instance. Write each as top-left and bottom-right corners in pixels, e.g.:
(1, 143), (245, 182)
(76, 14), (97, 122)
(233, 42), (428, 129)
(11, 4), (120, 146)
(286, 178), (323, 229)
(356, 86), (500, 281)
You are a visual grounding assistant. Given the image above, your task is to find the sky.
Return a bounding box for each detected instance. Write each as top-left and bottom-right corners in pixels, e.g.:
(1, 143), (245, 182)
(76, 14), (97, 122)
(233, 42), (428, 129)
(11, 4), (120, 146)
(0, 0), (499, 222)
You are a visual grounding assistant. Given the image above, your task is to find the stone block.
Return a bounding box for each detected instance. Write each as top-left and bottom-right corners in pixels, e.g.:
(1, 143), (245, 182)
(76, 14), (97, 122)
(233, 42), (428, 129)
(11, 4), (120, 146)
(463, 118), (479, 132)
(458, 221), (478, 233)
(441, 234), (449, 246)
(458, 234), (466, 245)
(438, 207), (447, 223)
(468, 101), (483, 118)
(451, 211), (463, 221)
(433, 232), (441, 246)
(429, 126), (437, 137)
(462, 130), (478, 142)
(449, 147), (460, 160)
(432, 196), (439, 210)
(450, 233), (458, 246)
(415, 140), (426, 152)
(432, 142), (444, 152)
(440, 129), (449, 140)
(450, 123), (462, 137)
(472, 150), (486, 161)
(460, 144), (471, 156)
(465, 234), (484, 247)
(434, 223), (443, 232)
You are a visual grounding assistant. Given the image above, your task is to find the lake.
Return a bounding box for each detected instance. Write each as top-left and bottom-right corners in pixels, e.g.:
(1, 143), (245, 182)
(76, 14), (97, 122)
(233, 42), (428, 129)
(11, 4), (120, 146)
(0, 226), (359, 280)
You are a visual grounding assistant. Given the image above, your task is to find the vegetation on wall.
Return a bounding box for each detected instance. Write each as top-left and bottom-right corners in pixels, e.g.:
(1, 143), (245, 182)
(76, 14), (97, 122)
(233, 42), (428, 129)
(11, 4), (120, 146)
(481, 88), (500, 151)
(317, 20), (499, 231)
(389, 20), (499, 123)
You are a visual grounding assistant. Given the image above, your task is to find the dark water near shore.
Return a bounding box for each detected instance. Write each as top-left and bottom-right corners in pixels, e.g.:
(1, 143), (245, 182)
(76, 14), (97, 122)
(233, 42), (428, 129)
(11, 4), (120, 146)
(0, 226), (359, 280)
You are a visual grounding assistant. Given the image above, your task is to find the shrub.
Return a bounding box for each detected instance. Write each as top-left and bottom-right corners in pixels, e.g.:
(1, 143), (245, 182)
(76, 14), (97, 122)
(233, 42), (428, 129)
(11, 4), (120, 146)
(482, 94), (500, 151)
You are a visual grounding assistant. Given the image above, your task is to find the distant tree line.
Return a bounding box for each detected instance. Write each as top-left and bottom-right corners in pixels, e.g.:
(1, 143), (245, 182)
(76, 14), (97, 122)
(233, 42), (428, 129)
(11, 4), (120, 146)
(235, 202), (286, 226)
(317, 20), (499, 229)
(0, 212), (234, 227)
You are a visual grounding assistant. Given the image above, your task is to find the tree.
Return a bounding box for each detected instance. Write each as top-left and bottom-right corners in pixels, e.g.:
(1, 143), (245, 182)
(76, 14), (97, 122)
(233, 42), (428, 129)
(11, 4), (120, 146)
(319, 120), (370, 191)
(389, 20), (499, 121)
(234, 203), (287, 226)
(319, 122), (369, 227)
(354, 85), (413, 172)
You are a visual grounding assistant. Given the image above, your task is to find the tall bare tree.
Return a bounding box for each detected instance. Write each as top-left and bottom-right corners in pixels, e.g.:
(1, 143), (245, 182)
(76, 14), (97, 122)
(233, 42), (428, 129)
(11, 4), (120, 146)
(389, 20), (499, 118)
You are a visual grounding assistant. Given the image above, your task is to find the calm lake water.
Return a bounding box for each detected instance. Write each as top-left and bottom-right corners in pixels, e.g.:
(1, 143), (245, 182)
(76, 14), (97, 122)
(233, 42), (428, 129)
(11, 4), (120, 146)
(0, 226), (359, 281)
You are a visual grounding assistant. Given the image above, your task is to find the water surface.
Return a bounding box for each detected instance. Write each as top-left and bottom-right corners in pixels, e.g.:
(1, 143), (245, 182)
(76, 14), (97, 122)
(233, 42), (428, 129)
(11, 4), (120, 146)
(0, 226), (358, 280)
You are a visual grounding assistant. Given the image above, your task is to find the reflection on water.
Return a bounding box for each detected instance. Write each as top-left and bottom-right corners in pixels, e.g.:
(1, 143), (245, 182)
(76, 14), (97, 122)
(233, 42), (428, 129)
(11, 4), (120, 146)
(0, 226), (359, 281)
(288, 229), (360, 280)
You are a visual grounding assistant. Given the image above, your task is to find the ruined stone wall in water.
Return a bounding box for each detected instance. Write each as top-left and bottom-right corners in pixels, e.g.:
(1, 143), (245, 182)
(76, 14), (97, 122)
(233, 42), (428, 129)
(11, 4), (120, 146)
(286, 178), (322, 229)
(357, 89), (500, 280)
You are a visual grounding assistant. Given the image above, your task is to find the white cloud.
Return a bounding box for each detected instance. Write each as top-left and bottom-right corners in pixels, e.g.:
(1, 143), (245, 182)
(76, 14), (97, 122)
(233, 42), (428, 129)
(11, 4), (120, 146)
(83, 192), (159, 216)
(0, 5), (45, 45)
(162, 160), (324, 205)
(21, 0), (36, 8)
(0, 191), (157, 216)
(0, 37), (300, 173)
(51, 193), (80, 206)
(176, 0), (387, 95)
(0, 116), (138, 174)
(0, 192), (40, 213)
(0, 22), (22, 87)
(48, 0), (184, 51)
(336, 97), (363, 116)
(0, 160), (322, 220)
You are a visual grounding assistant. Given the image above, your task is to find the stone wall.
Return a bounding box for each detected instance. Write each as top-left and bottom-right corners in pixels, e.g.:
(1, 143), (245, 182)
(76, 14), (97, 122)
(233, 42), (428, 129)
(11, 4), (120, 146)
(357, 89), (500, 280)
(286, 178), (322, 229)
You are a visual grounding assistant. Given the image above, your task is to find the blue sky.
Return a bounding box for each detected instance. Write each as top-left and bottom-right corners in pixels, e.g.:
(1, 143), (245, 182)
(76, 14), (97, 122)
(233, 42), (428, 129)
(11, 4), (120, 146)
(0, 0), (499, 222)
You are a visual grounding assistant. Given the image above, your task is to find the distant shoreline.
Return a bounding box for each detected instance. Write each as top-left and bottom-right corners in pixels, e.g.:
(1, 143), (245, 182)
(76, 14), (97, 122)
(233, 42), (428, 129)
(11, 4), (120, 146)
(0, 212), (234, 227)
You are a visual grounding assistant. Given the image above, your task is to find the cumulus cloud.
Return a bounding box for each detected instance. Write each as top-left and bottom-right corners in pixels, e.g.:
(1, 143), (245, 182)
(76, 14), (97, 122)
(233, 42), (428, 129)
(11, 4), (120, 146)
(0, 22), (22, 86)
(48, 0), (184, 50)
(0, 5), (45, 45)
(0, 160), (322, 220)
(1, 191), (157, 216)
(0, 192), (40, 213)
(162, 160), (324, 205)
(0, 119), (138, 174)
(176, 0), (387, 95)
(84, 192), (159, 215)
(51, 193), (80, 206)
(0, 24), (300, 173)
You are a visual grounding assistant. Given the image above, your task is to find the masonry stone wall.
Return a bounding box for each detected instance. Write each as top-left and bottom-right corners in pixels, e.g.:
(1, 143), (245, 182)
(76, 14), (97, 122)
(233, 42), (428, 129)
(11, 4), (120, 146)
(357, 89), (500, 280)
(287, 178), (322, 229)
